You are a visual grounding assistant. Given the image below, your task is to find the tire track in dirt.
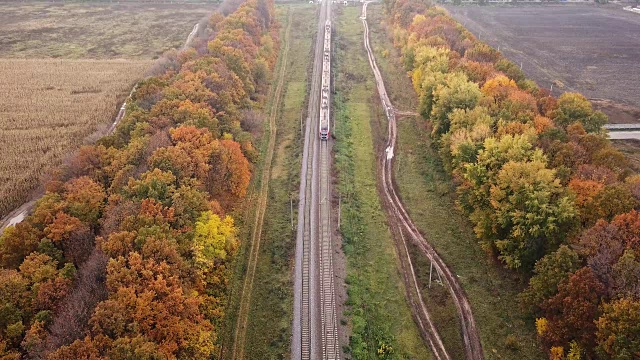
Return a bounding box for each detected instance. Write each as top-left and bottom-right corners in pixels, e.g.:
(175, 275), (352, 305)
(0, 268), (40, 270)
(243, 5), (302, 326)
(359, 4), (449, 359)
(230, 9), (292, 360)
(361, 3), (484, 359)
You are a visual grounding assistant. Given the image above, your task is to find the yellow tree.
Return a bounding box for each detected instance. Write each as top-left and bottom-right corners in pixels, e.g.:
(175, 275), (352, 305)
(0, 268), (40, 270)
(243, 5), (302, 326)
(192, 211), (238, 271)
(596, 298), (640, 358)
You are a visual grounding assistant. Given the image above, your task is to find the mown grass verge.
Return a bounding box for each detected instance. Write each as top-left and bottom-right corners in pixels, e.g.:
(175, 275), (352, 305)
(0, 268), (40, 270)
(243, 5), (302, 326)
(365, 5), (545, 359)
(221, 4), (316, 358)
(334, 6), (431, 359)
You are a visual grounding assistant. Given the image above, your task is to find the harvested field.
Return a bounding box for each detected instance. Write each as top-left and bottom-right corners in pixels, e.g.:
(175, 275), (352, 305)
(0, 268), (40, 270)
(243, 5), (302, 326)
(0, 2), (213, 59)
(0, 58), (151, 218)
(446, 4), (640, 123)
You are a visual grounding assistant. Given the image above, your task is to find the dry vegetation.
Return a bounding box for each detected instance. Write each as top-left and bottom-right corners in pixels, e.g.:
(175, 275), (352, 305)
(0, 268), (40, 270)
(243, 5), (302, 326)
(0, 2), (214, 59)
(0, 59), (151, 218)
(0, 2), (217, 218)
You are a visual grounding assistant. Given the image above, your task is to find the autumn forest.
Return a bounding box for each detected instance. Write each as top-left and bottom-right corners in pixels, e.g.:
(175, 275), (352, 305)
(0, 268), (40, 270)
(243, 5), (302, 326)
(1, 0), (639, 358)
(0, 0), (277, 358)
(387, 0), (640, 357)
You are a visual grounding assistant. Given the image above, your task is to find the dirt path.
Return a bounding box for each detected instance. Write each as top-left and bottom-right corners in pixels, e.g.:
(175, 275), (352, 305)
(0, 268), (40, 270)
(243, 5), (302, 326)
(183, 23), (200, 49)
(361, 3), (484, 359)
(230, 9), (292, 360)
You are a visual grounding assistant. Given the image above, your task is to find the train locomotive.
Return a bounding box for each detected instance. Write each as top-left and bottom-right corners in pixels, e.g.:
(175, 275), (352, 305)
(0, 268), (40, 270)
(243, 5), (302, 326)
(319, 20), (331, 140)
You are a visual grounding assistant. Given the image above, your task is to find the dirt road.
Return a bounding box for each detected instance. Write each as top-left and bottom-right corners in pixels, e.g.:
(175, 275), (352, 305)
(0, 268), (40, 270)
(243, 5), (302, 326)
(361, 2), (484, 359)
(183, 23), (200, 49)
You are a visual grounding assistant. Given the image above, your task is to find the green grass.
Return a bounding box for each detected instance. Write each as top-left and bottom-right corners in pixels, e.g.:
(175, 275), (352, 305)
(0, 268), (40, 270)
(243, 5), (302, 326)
(335, 7), (431, 359)
(365, 5), (545, 359)
(221, 5), (315, 358)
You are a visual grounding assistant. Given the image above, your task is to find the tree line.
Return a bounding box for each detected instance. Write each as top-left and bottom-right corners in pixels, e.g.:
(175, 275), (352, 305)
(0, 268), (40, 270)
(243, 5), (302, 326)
(385, 0), (640, 358)
(0, 0), (278, 358)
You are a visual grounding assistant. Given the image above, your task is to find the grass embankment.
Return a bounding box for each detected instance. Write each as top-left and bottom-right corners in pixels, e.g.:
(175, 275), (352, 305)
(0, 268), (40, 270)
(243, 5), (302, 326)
(221, 5), (314, 358)
(335, 7), (431, 359)
(366, 5), (544, 359)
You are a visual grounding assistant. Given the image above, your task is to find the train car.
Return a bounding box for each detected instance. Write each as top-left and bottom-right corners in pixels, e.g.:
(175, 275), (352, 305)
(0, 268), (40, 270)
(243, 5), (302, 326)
(319, 20), (331, 140)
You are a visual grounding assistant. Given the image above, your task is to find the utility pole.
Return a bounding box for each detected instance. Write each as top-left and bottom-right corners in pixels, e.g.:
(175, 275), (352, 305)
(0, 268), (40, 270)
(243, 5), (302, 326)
(338, 195), (341, 228)
(428, 261), (433, 289)
(300, 110), (303, 137)
(290, 198), (294, 229)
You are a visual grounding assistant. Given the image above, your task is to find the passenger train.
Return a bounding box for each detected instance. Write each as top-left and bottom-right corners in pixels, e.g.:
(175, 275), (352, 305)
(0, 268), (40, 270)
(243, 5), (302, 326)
(319, 20), (331, 140)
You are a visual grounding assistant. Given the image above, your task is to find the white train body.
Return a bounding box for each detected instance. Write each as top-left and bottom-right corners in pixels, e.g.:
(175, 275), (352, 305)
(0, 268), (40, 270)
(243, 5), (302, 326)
(320, 20), (331, 140)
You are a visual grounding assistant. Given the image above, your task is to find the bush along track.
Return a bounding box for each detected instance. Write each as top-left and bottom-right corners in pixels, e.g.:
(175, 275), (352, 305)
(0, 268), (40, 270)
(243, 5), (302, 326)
(386, 0), (640, 358)
(0, 0), (280, 358)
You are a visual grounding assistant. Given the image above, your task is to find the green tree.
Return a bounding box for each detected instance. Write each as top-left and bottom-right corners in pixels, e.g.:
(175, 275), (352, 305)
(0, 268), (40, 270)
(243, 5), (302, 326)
(596, 298), (640, 359)
(460, 133), (538, 214)
(430, 72), (482, 138)
(552, 93), (607, 133)
(123, 169), (177, 206)
(490, 160), (576, 269)
(519, 245), (582, 315)
(611, 250), (640, 299)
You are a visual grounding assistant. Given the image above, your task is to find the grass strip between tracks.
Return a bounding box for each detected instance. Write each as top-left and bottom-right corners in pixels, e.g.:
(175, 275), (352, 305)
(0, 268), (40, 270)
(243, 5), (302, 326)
(365, 5), (545, 359)
(334, 6), (431, 359)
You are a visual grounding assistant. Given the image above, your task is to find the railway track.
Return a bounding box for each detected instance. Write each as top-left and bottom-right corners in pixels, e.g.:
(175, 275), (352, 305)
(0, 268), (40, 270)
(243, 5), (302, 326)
(292, 0), (340, 359)
(360, 3), (484, 359)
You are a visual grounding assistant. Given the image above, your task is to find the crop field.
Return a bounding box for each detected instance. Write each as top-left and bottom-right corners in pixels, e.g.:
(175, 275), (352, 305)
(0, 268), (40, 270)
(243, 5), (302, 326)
(0, 59), (151, 219)
(446, 5), (640, 123)
(0, 2), (213, 59)
(0, 2), (214, 219)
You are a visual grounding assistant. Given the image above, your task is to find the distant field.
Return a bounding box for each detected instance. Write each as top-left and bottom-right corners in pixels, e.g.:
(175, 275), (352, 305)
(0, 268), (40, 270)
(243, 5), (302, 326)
(446, 5), (640, 123)
(0, 2), (213, 59)
(0, 59), (151, 218)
